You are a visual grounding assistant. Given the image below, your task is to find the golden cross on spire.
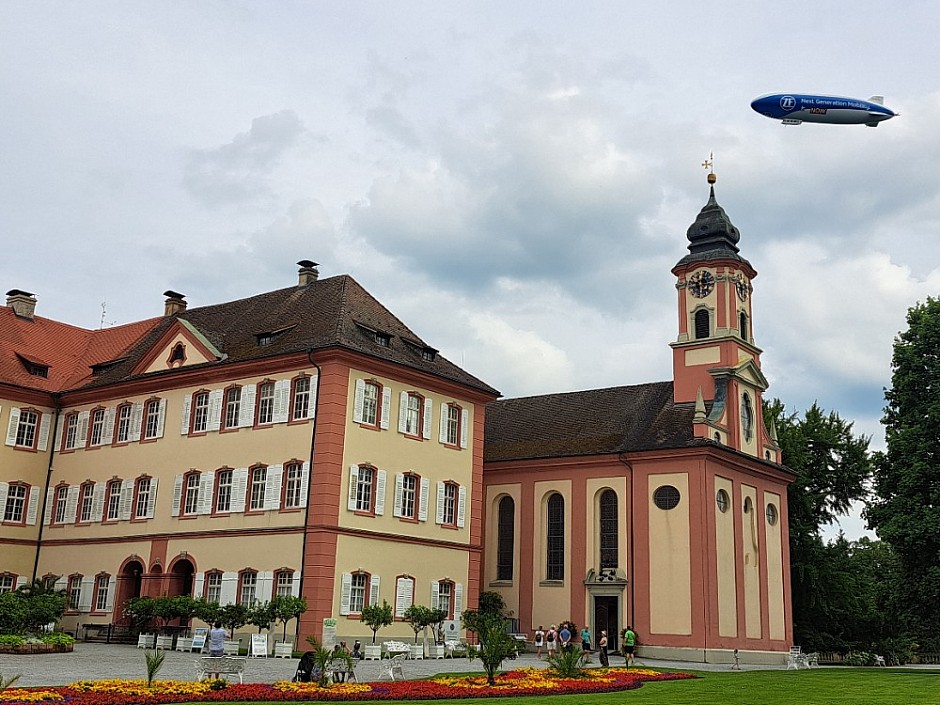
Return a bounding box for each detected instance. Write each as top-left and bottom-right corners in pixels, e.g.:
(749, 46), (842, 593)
(702, 151), (716, 184)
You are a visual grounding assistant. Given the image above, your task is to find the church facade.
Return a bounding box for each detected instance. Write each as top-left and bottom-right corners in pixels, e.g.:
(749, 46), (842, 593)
(1, 184), (793, 662)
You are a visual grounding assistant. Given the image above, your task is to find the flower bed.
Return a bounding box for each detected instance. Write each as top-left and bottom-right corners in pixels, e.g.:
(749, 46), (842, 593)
(0, 668), (694, 704)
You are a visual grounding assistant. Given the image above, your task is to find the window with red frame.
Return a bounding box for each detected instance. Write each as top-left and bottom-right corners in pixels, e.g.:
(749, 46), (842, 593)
(348, 465), (386, 514)
(93, 574), (110, 611)
(191, 391), (210, 433)
(291, 376), (312, 421)
(214, 469), (233, 513)
(238, 571), (258, 606)
(134, 477), (153, 519)
(63, 413), (79, 450)
(204, 571), (222, 603)
(275, 570), (294, 598)
(67, 575), (82, 609)
(3, 483), (28, 523)
(394, 473), (427, 521)
(257, 381), (275, 425)
(114, 404), (133, 443)
(435, 580), (454, 618)
(88, 408), (106, 447)
(222, 387), (241, 430)
(182, 472), (200, 515)
(105, 481), (122, 521)
(349, 573), (367, 613)
(283, 462), (304, 509)
(13, 408), (40, 448)
(53, 485), (68, 524)
(143, 399), (162, 439)
(248, 467), (267, 511)
(0, 574), (15, 593)
(78, 483), (95, 523)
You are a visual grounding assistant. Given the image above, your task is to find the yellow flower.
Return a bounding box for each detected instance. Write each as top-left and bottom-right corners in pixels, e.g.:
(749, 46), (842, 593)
(0, 691), (63, 703)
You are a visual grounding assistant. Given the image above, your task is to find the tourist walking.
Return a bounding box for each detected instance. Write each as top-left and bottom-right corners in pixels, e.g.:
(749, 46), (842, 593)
(534, 626), (545, 658)
(546, 625), (557, 656)
(623, 626), (637, 666)
(580, 625), (592, 652)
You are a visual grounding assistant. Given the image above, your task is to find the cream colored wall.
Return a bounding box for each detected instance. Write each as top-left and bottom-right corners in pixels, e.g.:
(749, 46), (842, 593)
(685, 346), (721, 366)
(648, 473), (691, 635)
(483, 483), (521, 617)
(738, 389), (759, 457)
(332, 532), (469, 639)
(764, 491), (785, 641)
(741, 484), (761, 639)
(340, 368), (475, 544)
(0, 398), (55, 577)
(531, 480), (570, 629)
(714, 476), (737, 638)
(142, 332), (215, 374)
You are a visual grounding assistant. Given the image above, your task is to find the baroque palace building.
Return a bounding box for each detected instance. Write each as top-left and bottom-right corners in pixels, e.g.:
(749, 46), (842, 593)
(0, 182), (793, 662)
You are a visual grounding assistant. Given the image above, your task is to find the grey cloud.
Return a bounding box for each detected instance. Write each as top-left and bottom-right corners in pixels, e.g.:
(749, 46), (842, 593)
(183, 110), (307, 207)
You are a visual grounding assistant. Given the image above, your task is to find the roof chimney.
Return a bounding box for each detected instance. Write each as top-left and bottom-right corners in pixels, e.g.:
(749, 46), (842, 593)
(163, 290), (187, 316)
(6, 289), (37, 320)
(297, 260), (319, 286)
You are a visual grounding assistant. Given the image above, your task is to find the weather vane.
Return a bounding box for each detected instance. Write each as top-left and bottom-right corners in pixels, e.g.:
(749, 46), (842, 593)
(702, 152), (716, 184)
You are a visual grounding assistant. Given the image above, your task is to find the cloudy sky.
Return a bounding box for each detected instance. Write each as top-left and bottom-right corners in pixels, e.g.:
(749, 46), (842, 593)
(4, 1), (939, 537)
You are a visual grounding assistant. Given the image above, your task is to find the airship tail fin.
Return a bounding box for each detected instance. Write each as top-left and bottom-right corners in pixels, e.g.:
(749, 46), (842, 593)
(869, 95), (884, 105)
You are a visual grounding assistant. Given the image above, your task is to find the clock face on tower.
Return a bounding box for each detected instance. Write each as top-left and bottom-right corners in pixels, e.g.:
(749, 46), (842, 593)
(688, 270), (715, 298)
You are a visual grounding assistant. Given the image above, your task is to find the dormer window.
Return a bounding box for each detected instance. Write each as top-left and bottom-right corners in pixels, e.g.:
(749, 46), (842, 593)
(16, 354), (49, 378)
(421, 349), (436, 362)
(254, 325), (296, 348)
(374, 332), (390, 347)
(257, 334), (274, 347)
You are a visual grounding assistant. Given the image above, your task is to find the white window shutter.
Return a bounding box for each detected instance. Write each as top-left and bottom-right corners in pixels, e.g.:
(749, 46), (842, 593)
(156, 399), (167, 438)
(353, 379), (365, 423)
(264, 464), (283, 510)
(299, 462), (310, 508)
(380, 387), (391, 430)
(91, 483), (105, 522)
(369, 574), (381, 606)
(423, 397), (433, 439)
(15, 576), (27, 589)
(232, 468), (249, 512)
(180, 395), (192, 434)
(239, 386), (256, 428)
(207, 389), (223, 432)
(78, 577), (94, 612)
(375, 470), (386, 516)
(436, 482), (445, 524)
(454, 583), (463, 621)
(257, 571), (274, 603)
(5, 407), (20, 446)
(340, 573), (352, 615)
(119, 481), (133, 520)
(54, 576), (67, 591)
(395, 577), (412, 618)
(129, 402), (144, 442)
(419, 478), (430, 522)
(291, 572), (302, 597)
(347, 465), (359, 511)
(431, 580), (439, 608)
(439, 403), (448, 443)
(37, 413), (52, 451)
(146, 477), (158, 519)
(307, 376), (318, 419)
(77, 411), (89, 446)
(55, 413), (65, 449)
(457, 486), (467, 528)
(43, 487), (54, 525)
(460, 408), (469, 449)
(0, 483), (9, 518)
(193, 572), (205, 598)
(398, 392), (409, 434)
(393, 474), (404, 517)
(273, 379), (290, 424)
(105, 575), (116, 611)
(65, 485), (80, 524)
(199, 471), (215, 515)
(171, 474), (183, 517)
(220, 572), (238, 605)
(25, 486), (39, 525)
(102, 407), (115, 445)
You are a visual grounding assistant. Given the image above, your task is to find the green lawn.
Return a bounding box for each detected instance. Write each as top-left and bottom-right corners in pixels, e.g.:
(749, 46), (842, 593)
(227, 668), (938, 705)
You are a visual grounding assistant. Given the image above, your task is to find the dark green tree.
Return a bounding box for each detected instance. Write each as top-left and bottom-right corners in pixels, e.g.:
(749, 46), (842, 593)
(868, 297), (940, 651)
(462, 591), (519, 686)
(359, 600), (393, 644)
(764, 399), (873, 651)
(270, 595), (307, 642)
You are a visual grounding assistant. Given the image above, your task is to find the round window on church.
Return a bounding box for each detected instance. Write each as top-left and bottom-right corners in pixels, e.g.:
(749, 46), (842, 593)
(652, 485), (681, 510)
(716, 489), (729, 513)
(766, 503), (778, 526)
(743, 496), (753, 514)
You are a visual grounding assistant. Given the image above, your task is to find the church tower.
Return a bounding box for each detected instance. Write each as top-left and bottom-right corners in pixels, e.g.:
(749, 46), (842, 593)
(670, 171), (780, 462)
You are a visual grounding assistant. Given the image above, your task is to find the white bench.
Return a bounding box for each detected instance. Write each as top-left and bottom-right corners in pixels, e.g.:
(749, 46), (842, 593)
(137, 633), (155, 648)
(380, 653), (406, 680)
(195, 656), (247, 683)
(383, 641), (411, 658)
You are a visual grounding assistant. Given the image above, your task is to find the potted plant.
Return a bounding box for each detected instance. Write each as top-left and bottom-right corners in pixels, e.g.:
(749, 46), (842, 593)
(359, 600), (393, 659)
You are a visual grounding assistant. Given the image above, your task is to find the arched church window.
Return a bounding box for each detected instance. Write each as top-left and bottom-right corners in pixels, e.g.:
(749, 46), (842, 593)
(694, 309), (710, 339)
(739, 311), (748, 340)
(599, 489), (618, 569)
(741, 393), (754, 442)
(546, 493), (565, 581)
(496, 496), (514, 581)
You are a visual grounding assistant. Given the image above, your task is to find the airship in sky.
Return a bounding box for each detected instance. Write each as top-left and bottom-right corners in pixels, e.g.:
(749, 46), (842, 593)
(750, 93), (897, 126)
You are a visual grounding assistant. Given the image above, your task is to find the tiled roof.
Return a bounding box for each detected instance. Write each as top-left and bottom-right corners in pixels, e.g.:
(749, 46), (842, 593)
(80, 275), (499, 396)
(0, 307), (160, 394)
(484, 381), (701, 462)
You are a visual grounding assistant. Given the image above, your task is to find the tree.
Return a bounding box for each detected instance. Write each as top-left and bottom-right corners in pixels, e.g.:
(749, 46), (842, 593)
(218, 603), (250, 637)
(868, 297), (940, 651)
(359, 600), (393, 644)
(247, 600), (275, 633)
(270, 595), (307, 643)
(403, 604), (446, 646)
(763, 399), (873, 651)
(461, 591), (519, 686)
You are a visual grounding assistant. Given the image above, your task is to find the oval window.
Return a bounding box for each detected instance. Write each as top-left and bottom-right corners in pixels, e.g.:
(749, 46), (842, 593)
(716, 489), (729, 513)
(653, 485), (681, 510)
(766, 503), (778, 526)
(743, 496), (753, 514)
